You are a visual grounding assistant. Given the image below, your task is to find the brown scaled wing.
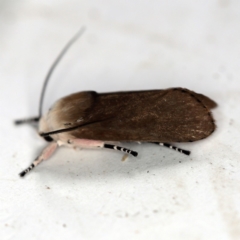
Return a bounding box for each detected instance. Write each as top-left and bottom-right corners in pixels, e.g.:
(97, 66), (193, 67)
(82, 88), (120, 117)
(57, 88), (216, 142)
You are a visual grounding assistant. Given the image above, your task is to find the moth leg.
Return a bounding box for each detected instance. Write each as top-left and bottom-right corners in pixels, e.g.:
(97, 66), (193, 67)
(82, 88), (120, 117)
(68, 139), (138, 157)
(151, 142), (190, 156)
(19, 142), (58, 177)
(103, 144), (138, 157)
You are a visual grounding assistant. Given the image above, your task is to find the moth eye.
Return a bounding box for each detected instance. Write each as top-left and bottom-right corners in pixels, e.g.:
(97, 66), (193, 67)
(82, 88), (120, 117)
(43, 136), (53, 142)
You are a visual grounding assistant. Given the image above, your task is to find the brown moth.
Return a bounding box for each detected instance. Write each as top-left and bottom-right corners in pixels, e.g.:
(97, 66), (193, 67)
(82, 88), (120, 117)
(15, 28), (217, 177)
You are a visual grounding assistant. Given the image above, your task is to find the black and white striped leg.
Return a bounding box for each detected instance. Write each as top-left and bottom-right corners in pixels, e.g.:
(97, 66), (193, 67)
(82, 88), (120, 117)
(19, 157), (43, 177)
(103, 144), (138, 157)
(19, 142), (58, 177)
(151, 142), (190, 156)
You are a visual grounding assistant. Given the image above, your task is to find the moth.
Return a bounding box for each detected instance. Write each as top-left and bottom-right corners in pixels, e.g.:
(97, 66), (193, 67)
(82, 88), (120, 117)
(15, 28), (217, 177)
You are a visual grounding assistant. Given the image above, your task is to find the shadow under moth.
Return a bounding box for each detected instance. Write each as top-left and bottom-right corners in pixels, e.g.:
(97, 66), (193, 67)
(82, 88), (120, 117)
(15, 28), (217, 177)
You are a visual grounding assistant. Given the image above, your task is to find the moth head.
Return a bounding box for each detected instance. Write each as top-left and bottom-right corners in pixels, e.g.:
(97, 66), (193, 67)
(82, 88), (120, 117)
(38, 99), (76, 142)
(39, 114), (53, 142)
(38, 101), (64, 142)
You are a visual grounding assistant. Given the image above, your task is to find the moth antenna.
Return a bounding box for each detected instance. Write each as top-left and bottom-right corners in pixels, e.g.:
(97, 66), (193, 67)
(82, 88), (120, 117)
(15, 117), (40, 125)
(38, 26), (86, 118)
(40, 124), (84, 137)
(39, 118), (112, 137)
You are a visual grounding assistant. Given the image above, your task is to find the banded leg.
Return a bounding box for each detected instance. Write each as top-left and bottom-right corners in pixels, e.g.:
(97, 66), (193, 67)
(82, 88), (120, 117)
(103, 144), (138, 157)
(19, 142), (58, 177)
(67, 139), (138, 157)
(151, 142), (190, 156)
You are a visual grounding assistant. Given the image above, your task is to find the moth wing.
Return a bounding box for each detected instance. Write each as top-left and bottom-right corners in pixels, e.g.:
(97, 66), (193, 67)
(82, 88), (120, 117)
(191, 92), (217, 109)
(60, 88), (216, 142)
(48, 91), (97, 128)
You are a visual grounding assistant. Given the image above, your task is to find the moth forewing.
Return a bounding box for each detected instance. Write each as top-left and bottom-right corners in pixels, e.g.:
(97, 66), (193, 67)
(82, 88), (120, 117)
(41, 88), (216, 143)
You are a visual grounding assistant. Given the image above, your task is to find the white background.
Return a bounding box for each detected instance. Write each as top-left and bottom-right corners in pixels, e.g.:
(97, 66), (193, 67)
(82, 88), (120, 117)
(0, 1), (240, 240)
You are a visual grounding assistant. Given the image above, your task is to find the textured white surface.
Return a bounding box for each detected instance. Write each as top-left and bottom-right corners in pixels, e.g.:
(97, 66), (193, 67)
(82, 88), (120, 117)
(0, 1), (240, 240)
